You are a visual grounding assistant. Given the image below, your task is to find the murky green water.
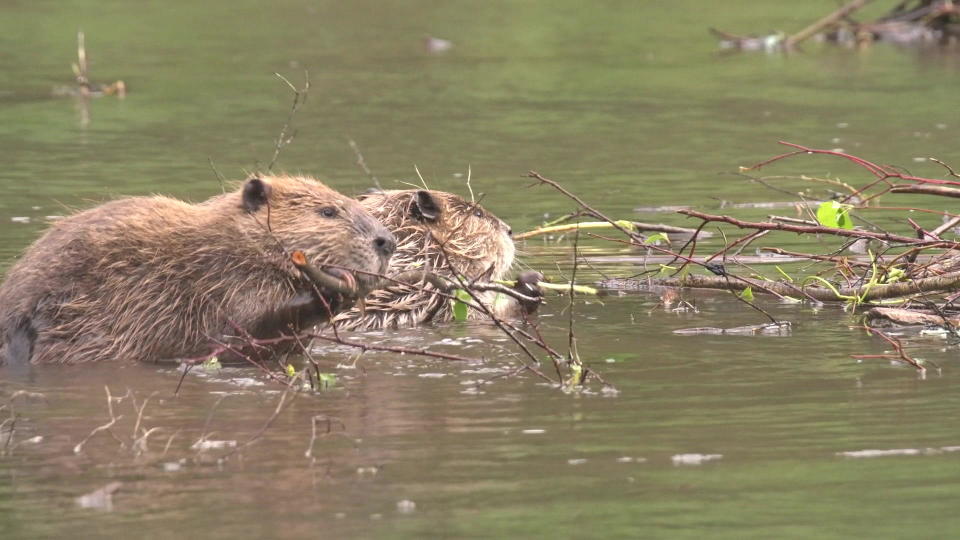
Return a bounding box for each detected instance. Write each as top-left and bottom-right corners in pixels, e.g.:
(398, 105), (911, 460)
(3, 1), (960, 538)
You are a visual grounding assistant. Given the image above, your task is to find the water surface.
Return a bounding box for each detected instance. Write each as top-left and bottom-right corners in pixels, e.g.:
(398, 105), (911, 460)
(3, 1), (960, 538)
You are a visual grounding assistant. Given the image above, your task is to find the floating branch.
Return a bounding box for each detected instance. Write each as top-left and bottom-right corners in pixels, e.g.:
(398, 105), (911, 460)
(600, 270), (960, 304)
(678, 209), (960, 249)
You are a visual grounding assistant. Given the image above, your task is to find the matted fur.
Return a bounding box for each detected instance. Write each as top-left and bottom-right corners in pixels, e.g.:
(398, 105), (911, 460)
(0, 175), (393, 364)
(334, 189), (515, 330)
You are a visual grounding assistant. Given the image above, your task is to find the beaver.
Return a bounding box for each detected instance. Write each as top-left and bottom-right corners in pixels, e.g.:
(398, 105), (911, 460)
(0, 175), (396, 365)
(333, 189), (536, 330)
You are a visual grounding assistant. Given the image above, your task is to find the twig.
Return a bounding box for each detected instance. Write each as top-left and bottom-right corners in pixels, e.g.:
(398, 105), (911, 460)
(853, 325), (932, 374)
(222, 371), (305, 458)
(131, 391), (157, 444)
(929, 157), (960, 179)
(208, 157), (227, 193)
(304, 415), (348, 458)
(526, 171), (637, 240)
(347, 138), (382, 191)
(74, 416), (123, 454)
(430, 233), (560, 385)
(267, 70), (309, 172)
(196, 394), (231, 448)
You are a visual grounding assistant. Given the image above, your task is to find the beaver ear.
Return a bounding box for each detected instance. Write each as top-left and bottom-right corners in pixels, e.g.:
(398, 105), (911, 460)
(242, 177), (272, 212)
(412, 190), (440, 222)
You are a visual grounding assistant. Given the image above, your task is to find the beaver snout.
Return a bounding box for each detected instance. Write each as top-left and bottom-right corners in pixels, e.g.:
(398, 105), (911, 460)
(373, 232), (396, 259)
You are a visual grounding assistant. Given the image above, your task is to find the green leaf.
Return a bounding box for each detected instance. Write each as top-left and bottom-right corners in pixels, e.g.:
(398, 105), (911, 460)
(884, 267), (905, 284)
(317, 372), (337, 389)
(644, 232), (669, 245)
(285, 364), (297, 377)
(202, 356), (222, 372)
(451, 289), (472, 321)
(816, 201), (854, 230)
(739, 287), (755, 302)
(564, 362), (584, 390)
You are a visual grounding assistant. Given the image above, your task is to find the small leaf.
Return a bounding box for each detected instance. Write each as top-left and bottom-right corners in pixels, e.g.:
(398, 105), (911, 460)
(564, 362), (584, 390)
(451, 289), (472, 321)
(317, 372), (337, 389)
(816, 201), (854, 230)
(644, 232), (669, 245)
(285, 364), (296, 377)
(202, 356), (222, 372)
(657, 264), (676, 276)
(739, 287), (755, 302)
(884, 267), (905, 284)
(614, 220), (637, 232)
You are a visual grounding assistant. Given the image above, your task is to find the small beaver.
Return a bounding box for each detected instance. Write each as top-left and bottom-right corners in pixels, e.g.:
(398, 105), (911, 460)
(0, 175), (396, 365)
(334, 189), (534, 330)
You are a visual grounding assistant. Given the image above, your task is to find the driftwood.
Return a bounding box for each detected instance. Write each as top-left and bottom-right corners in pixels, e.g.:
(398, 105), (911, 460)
(865, 307), (959, 327)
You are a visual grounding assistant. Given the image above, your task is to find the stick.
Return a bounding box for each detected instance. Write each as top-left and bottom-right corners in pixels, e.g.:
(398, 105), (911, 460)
(890, 184), (960, 199)
(785, 0), (873, 50)
(291, 250), (358, 296)
(515, 220), (636, 240)
(267, 71), (309, 172)
(74, 416), (123, 454)
(347, 138), (382, 190)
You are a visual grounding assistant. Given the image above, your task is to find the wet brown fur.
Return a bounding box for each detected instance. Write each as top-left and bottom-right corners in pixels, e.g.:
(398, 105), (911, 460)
(334, 189), (515, 330)
(0, 175), (394, 364)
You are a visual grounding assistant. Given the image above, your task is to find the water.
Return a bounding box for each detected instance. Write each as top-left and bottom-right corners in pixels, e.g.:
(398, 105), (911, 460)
(3, 1), (960, 537)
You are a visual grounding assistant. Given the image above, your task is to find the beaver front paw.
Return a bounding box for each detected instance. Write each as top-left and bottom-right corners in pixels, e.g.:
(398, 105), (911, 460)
(513, 271), (544, 316)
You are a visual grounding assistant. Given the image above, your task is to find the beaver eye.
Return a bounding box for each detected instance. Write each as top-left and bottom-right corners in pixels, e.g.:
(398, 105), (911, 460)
(473, 209), (483, 218)
(319, 206), (338, 218)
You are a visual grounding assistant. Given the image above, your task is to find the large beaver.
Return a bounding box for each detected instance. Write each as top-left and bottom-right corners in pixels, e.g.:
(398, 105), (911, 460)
(334, 189), (534, 330)
(0, 175), (395, 365)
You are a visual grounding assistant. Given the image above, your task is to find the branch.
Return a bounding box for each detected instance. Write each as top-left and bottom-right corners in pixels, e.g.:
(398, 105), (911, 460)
(890, 184), (960, 199)
(785, 0), (873, 50)
(678, 209), (960, 249)
(600, 270), (960, 303)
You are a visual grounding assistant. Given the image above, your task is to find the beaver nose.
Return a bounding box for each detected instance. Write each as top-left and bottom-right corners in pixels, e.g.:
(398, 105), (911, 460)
(373, 233), (396, 259)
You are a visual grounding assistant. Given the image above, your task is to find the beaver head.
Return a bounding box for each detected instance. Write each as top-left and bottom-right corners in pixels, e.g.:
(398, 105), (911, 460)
(356, 189), (514, 281)
(232, 175), (396, 294)
(331, 189), (515, 330)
